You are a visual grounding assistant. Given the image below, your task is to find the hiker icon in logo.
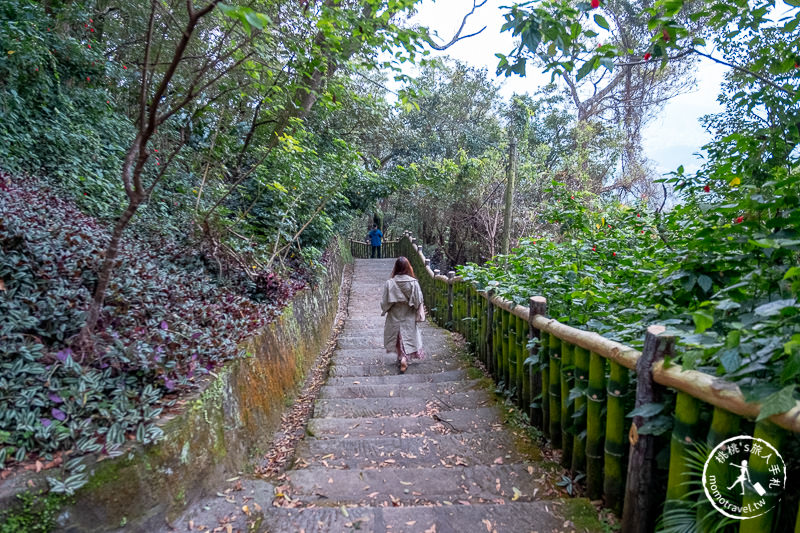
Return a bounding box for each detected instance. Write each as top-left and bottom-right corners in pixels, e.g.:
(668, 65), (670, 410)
(702, 436), (786, 520)
(727, 460), (767, 497)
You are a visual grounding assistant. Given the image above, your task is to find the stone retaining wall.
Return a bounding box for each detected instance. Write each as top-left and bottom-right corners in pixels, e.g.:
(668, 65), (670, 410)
(0, 239), (348, 532)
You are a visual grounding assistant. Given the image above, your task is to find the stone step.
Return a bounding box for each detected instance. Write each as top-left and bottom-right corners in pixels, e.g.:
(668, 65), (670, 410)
(313, 391), (494, 418)
(306, 407), (505, 438)
(328, 360), (464, 377)
(324, 370), (471, 387)
(318, 379), (484, 399)
(260, 500), (593, 533)
(294, 432), (537, 470)
(283, 464), (553, 506)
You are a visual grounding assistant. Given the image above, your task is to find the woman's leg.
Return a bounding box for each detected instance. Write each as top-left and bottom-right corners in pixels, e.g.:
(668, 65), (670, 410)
(395, 333), (408, 372)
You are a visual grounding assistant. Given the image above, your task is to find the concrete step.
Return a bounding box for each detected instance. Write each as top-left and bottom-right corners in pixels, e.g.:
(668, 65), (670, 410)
(313, 391), (494, 418)
(259, 500), (595, 533)
(324, 370), (471, 387)
(329, 360), (463, 377)
(318, 379), (484, 399)
(283, 464), (554, 506)
(306, 407), (505, 438)
(294, 432), (537, 470)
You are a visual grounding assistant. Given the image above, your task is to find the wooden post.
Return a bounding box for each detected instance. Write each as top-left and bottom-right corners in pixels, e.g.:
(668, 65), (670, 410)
(572, 345), (589, 474)
(621, 325), (673, 533)
(586, 351), (605, 500)
(528, 297), (546, 428)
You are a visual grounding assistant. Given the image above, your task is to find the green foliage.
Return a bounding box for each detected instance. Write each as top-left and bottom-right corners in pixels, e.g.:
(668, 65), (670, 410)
(459, 175), (800, 409)
(0, 0), (133, 219)
(0, 490), (67, 533)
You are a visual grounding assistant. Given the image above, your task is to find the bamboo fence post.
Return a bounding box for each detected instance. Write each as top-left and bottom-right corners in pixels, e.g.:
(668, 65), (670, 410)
(739, 421), (786, 533)
(447, 271), (455, 327)
(519, 314), (530, 414)
(572, 345), (589, 474)
(465, 284), (472, 341)
(486, 290), (495, 376)
(549, 332), (562, 448)
(541, 330), (551, 440)
(433, 269), (441, 323)
(696, 407), (742, 525)
(665, 392), (702, 505)
(621, 325), (674, 533)
(501, 308), (511, 390)
(586, 351), (606, 500)
(561, 341), (575, 469)
(494, 301), (502, 381)
(604, 359), (629, 515)
(528, 297), (547, 428)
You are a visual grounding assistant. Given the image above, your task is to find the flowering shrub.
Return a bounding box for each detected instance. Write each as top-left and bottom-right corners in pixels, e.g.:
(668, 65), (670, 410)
(0, 174), (305, 491)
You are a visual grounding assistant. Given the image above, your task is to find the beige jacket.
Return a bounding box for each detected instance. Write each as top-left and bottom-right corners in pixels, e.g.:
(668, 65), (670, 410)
(381, 275), (424, 354)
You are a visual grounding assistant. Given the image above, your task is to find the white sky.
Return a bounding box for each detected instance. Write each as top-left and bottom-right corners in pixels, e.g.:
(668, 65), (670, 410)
(405, 0), (728, 175)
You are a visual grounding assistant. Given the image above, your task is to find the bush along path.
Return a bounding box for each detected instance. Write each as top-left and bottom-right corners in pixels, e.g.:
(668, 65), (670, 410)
(252, 259), (603, 532)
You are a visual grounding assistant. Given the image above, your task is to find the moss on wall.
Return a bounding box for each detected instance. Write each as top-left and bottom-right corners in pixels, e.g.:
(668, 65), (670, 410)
(0, 239), (347, 533)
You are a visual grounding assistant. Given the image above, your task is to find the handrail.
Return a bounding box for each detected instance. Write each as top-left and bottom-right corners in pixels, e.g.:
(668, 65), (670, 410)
(402, 233), (800, 433)
(398, 231), (799, 532)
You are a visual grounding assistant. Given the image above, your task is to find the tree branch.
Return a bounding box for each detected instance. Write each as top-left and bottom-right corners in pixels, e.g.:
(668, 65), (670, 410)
(425, 0), (487, 50)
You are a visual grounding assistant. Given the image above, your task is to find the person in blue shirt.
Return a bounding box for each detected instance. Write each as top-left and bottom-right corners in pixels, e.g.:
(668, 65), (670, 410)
(367, 224), (383, 258)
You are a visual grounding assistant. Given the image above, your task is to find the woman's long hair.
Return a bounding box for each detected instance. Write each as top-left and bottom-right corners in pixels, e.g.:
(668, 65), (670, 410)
(391, 256), (416, 278)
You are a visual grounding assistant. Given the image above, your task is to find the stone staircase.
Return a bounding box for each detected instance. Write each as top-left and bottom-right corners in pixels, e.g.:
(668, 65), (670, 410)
(257, 259), (602, 532)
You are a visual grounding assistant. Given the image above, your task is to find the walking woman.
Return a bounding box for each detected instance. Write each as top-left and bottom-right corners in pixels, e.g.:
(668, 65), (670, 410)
(381, 256), (425, 373)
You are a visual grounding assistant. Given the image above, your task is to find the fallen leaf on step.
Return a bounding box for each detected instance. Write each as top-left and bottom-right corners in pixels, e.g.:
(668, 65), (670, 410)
(424, 525), (436, 533)
(512, 487), (522, 501)
(405, 521), (416, 526)
(226, 525), (232, 533)
(527, 466), (534, 475)
(482, 519), (492, 532)
(242, 504), (250, 516)
(400, 481), (412, 485)
(493, 457), (503, 465)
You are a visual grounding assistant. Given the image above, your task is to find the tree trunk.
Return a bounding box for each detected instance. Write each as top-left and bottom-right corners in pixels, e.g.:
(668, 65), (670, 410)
(500, 138), (516, 255)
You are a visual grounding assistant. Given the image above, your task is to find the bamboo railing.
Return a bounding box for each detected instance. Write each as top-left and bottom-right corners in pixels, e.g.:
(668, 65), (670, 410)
(397, 233), (800, 533)
(349, 239), (400, 259)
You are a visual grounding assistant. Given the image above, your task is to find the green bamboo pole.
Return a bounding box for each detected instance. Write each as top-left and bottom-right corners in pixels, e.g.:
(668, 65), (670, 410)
(528, 297), (547, 430)
(486, 292), (494, 373)
(739, 421), (786, 533)
(549, 333), (562, 448)
(501, 309), (510, 389)
(696, 407), (742, 527)
(604, 360), (629, 515)
(540, 330), (551, 439)
(519, 315), (530, 412)
(572, 345), (589, 474)
(666, 392), (702, 504)
(561, 341), (574, 469)
(493, 302), (502, 380)
(586, 351), (605, 500)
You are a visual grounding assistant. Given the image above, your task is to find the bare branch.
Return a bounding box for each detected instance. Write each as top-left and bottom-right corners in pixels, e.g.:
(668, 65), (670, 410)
(425, 0), (487, 50)
(689, 47), (795, 97)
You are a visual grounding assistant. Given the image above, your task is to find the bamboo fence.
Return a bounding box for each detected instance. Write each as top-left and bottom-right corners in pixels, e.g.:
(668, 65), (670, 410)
(395, 233), (800, 533)
(349, 239), (400, 259)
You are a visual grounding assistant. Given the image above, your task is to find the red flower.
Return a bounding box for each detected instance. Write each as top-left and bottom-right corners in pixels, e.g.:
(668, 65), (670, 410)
(35, 67), (38, 71)
(643, 53), (651, 61)
(123, 65), (127, 69)
(641, 230), (645, 234)
(637, 213), (641, 217)
(736, 216), (743, 223)
(532, 240), (537, 244)
(87, 44), (91, 48)
(571, 195), (574, 199)
(592, 247), (596, 251)
(703, 185), (710, 193)
(612, 252), (616, 256)
(86, 76), (90, 81)
(106, 100), (109, 103)
(90, 28), (94, 33)
(591, 0), (599, 8)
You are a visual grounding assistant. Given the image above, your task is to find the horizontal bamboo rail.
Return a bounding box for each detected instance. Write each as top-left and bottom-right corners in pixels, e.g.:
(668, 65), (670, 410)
(397, 233), (800, 533)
